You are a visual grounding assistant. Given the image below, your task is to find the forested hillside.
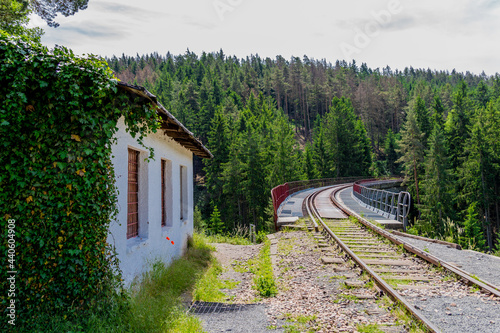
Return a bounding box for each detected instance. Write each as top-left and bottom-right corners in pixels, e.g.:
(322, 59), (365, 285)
(107, 51), (500, 254)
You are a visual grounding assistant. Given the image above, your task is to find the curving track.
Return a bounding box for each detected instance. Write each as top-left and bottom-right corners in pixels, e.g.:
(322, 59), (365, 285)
(304, 184), (500, 333)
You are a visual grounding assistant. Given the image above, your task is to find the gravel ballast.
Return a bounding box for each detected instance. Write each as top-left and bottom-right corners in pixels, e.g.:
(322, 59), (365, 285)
(411, 295), (500, 333)
(396, 235), (500, 287)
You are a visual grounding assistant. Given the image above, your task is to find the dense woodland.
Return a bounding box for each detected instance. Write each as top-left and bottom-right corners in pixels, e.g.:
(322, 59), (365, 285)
(107, 51), (500, 254)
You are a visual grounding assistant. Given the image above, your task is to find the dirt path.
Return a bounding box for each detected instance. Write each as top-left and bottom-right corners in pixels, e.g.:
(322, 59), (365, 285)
(210, 242), (262, 303)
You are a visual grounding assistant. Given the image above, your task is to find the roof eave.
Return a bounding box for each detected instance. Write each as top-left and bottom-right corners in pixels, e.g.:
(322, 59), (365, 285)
(116, 81), (213, 159)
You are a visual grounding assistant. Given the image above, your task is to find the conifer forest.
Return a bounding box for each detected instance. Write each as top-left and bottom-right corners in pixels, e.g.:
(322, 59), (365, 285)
(108, 52), (500, 254)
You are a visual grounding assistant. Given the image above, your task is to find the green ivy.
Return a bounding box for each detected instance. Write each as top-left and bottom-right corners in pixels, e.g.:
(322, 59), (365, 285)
(0, 32), (160, 329)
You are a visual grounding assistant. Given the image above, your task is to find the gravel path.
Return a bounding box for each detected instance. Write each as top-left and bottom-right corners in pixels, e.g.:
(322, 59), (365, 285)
(210, 243), (262, 303)
(395, 235), (500, 287)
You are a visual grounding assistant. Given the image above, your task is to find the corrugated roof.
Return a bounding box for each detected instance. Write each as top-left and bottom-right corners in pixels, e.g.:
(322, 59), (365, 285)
(117, 81), (212, 159)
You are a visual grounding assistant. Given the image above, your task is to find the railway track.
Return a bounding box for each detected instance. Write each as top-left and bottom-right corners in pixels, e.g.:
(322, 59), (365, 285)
(304, 184), (500, 333)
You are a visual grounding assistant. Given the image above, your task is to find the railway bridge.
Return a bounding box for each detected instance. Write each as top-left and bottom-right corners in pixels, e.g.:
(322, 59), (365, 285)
(270, 178), (500, 333)
(272, 178), (410, 231)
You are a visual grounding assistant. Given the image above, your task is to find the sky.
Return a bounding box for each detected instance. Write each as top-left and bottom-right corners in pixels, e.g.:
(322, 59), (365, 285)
(29, 0), (500, 75)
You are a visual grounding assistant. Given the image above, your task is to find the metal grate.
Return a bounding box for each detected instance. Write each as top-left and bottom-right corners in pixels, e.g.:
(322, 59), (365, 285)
(161, 159), (166, 227)
(127, 149), (139, 239)
(188, 301), (256, 315)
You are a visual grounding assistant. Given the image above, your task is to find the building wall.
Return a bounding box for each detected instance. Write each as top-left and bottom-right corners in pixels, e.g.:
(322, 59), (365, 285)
(109, 117), (194, 286)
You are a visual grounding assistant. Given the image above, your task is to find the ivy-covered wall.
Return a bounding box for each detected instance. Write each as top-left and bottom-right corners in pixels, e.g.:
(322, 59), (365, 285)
(0, 32), (159, 328)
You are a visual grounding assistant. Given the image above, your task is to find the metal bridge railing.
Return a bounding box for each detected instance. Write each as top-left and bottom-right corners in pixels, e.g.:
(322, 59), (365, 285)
(352, 180), (411, 230)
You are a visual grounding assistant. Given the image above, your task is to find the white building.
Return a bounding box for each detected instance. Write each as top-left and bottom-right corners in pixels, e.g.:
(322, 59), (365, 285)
(108, 82), (212, 285)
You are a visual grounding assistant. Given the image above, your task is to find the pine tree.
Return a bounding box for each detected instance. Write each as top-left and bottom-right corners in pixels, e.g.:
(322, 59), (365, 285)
(413, 95), (431, 146)
(397, 108), (425, 205)
(352, 119), (373, 176)
(445, 81), (472, 171)
(462, 202), (486, 251)
(221, 137), (245, 229)
(241, 128), (268, 230)
(473, 80), (490, 109)
(268, 113), (301, 186)
(204, 107), (231, 217)
(384, 129), (399, 175)
(303, 143), (320, 180)
(431, 96), (446, 128)
(461, 106), (496, 251)
(419, 125), (453, 236)
(209, 205), (224, 235)
(324, 97), (371, 177)
(313, 123), (331, 178)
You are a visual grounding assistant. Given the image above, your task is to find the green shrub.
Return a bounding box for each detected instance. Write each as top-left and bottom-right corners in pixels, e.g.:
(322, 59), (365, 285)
(256, 230), (268, 243)
(255, 274), (277, 297)
(197, 227), (253, 245)
(253, 240), (277, 297)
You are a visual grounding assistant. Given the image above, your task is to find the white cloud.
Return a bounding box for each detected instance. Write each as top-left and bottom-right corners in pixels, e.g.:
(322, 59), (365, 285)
(28, 0), (500, 75)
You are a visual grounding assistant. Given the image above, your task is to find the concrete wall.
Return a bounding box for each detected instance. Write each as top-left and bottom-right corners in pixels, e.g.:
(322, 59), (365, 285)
(108, 117), (193, 286)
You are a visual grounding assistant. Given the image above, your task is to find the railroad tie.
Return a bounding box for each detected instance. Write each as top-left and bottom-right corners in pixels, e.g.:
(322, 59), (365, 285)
(344, 280), (366, 288)
(321, 257), (344, 265)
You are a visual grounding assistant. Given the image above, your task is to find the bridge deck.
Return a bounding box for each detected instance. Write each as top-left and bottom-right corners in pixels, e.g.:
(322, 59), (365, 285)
(276, 188), (316, 225)
(337, 187), (403, 230)
(314, 187), (346, 219)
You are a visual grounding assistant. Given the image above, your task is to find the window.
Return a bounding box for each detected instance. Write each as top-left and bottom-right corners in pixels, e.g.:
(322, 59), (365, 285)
(161, 160), (166, 227)
(180, 165), (188, 220)
(127, 149), (140, 238)
(161, 159), (173, 227)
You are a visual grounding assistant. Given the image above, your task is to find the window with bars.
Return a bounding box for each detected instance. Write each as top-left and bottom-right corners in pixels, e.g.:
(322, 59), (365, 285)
(180, 165), (188, 220)
(161, 159), (166, 227)
(127, 149), (140, 239)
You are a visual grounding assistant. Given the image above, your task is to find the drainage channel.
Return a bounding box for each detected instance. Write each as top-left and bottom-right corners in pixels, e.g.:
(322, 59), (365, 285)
(188, 301), (258, 314)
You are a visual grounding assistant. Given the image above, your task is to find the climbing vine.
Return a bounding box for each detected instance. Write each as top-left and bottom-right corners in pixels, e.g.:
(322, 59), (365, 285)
(0, 32), (160, 329)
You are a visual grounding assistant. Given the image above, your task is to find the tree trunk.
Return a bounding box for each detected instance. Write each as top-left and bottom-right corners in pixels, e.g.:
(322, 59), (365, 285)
(481, 167), (493, 251)
(414, 160), (420, 205)
(495, 181), (500, 231)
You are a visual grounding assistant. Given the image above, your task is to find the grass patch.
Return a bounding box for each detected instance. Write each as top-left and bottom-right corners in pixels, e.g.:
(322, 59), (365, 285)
(253, 239), (277, 297)
(333, 293), (360, 303)
(83, 232), (214, 333)
(282, 314), (318, 332)
(192, 260), (239, 302)
(376, 296), (425, 333)
(357, 323), (385, 333)
(233, 258), (256, 273)
(281, 226), (298, 233)
(441, 273), (457, 282)
(278, 237), (295, 256)
(200, 231), (253, 245)
(384, 278), (413, 288)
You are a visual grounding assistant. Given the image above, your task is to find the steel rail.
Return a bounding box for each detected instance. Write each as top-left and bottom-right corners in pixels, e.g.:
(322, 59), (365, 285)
(304, 191), (319, 232)
(330, 185), (500, 298)
(306, 185), (441, 333)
